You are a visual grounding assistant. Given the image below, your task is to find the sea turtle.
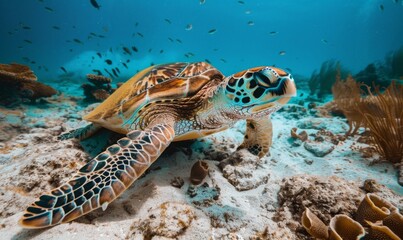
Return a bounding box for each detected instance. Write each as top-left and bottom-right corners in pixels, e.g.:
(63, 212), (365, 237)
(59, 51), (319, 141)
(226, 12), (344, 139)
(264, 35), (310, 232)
(19, 62), (296, 228)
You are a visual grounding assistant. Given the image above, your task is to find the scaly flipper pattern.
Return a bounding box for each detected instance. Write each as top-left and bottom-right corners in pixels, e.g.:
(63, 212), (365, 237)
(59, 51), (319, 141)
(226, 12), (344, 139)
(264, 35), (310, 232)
(19, 123), (175, 228)
(238, 117), (273, 158)
(58, 123), (102, 141)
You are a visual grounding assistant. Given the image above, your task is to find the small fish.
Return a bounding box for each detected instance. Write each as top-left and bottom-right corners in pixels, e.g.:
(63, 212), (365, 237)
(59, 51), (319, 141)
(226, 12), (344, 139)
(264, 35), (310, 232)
(44, 7), (54, 12)
(321, 39), (328, 44)
(105, 59), (112, 65)
(24, 39), (33, 44)
(52, 26), (60, 30)
(132, 46), (138, 52)
(299, 93), (304, 97)
(200, 0), (206, 4)
(22, 26), (31, 30)
(205, 59), (211, 64)
(92, 69), (102, 75)
(112, 68), (119, 77)
(122, 63), (128, 69)
(104, 68), (114, 78)
(238, 1), (245, 4)
(279, 51), (286, 56)
(60, 67), (67, 73)
(31, 61), (36, 64)
(168, 37), (174, 42)
(123, 47), (132, 55)
(98, 34), (106, 38)
(164, 19), (172, 24)
(115, 67), (120, 74)
(269, 31), (278, 36)
(185, 24), (193, 31)
(73, 38), (83, 44)
(109, 47), (113, 53)
(90, 0), (100, 10)
(126, 59), (130, 63)
(148, 48), (152, 53)
(379, 4), (384, 11)
(90, 32), (97, 36)
(160, 49), (164, 53)
(247, 21), (254, 26)
(208, 29), (217, 34)
(220, 58), (227, 63)
(176, 39), (182, 43)
(137, 32), (144, 37)
(96, 52), (102, 58)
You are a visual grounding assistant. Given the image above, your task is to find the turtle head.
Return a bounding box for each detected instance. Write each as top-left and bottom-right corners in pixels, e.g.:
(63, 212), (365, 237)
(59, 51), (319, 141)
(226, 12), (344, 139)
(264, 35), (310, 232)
(222, 66), (296, 118)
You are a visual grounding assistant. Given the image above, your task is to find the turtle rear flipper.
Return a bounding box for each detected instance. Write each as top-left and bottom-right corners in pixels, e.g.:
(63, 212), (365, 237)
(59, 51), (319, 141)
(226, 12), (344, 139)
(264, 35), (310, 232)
(19, 123), (175, 228)
(58, 123), (101, 141)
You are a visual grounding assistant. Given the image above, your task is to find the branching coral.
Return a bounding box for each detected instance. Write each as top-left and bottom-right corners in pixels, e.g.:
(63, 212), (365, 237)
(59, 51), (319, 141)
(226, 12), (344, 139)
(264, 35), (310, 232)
(309, 60), (349, 98)
(356, 82), (403, 164)
(332, 73), (364, 136)
(0, 63), (57, 104)
(333, 76), (403, 175)
(81, 74), (114, 102)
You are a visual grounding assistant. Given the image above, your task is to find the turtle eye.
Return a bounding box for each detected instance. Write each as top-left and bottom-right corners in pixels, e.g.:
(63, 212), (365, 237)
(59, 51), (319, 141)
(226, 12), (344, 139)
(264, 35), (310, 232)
(254, 68), (278, 87)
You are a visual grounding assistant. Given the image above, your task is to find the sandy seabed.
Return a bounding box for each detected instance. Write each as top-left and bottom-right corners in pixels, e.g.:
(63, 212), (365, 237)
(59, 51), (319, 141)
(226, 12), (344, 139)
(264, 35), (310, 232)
(0, 90), (401, 240)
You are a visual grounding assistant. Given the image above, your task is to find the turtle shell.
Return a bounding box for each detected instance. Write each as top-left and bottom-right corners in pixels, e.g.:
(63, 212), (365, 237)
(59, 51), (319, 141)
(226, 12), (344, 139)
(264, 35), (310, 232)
(84, 62), (224, 133)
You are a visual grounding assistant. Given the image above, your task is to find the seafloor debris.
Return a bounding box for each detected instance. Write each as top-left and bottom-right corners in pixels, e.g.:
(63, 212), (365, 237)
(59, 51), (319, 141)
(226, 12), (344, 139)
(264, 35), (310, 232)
(290, 127), (308, 142)
(190, 160), (209, 185)
(81, 74), (114, 101)
(0, 63), (57, 104)
(170, 176), (184, 188)
(219, 149), (269, 191)
(126, 202), (195, 239)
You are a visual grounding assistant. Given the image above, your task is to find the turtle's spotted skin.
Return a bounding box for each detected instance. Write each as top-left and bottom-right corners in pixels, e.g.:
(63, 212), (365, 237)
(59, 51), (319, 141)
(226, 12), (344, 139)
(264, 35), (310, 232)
(19, 62), (297, 228)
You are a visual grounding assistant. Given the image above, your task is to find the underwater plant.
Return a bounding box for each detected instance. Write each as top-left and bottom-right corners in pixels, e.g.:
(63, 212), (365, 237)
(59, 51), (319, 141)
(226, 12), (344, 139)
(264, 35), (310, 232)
(356, 82), (403, 164)
(331, 73), (363, 136)
(390, 46), (403, 78)
(0, 63), (57, 105)
(309, 60), (349, 98)
(333, 75), (403, 183)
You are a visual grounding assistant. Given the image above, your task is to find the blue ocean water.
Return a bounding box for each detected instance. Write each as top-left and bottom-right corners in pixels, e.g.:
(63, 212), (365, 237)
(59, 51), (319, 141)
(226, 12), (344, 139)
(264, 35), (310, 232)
(1, 0), (402, 82)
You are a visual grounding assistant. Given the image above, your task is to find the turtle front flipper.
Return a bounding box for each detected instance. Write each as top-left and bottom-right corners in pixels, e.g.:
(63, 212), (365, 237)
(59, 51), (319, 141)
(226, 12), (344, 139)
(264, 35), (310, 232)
(238, 117), (273, 158)
(58, 123), (102, 141)
(19, 123), (175, 228)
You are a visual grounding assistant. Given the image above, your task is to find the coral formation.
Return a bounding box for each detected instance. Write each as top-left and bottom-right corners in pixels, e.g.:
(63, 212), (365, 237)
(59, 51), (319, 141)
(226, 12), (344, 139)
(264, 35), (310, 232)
(309, 60), (349, 98)
(356, 82), (403, 164)
(333, 75), (403, 184)
(355, 193), (398, 226)
(366, 221), (400, 240)
(329, 214), (365, 240)
(301, 208), (329, 239)
(301, 191), (402, 240)
(81, 74), (114, 102)
(388, 46), (403, 78)
(0, 63), (57, 104)
(190, 160), (209, 185)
